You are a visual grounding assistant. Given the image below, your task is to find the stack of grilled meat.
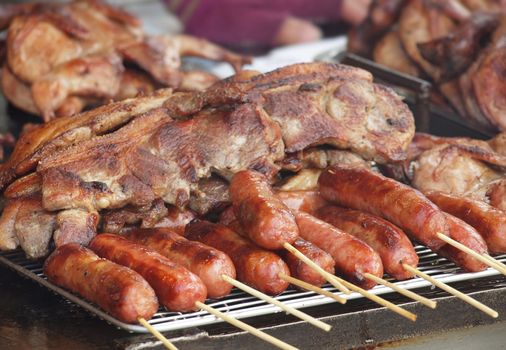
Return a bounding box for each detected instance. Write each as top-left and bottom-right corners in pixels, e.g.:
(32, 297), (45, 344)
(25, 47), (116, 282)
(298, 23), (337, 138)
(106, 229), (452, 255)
(0, 0), (250, 121)
(348, 0), (506, 131)
(0, 62), (415, 259)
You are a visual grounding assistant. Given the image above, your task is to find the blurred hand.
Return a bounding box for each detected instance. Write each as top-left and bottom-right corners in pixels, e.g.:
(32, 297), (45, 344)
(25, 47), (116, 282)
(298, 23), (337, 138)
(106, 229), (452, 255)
(274, 16), (322, 46)
(341, 0), (372, 26)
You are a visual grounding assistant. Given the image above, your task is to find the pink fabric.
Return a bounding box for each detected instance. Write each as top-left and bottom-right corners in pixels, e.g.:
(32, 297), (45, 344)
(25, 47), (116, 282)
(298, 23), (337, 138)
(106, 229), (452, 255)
(167, 0), (343, 46)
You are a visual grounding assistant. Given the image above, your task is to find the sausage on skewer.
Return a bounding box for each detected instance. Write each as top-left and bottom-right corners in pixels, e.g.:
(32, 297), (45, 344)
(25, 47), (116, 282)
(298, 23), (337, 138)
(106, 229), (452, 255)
(295, 211), (384, 290)
(316, 206), (418, 280)
(219, 208), (335, 287)
(279, 237), (335, 287)
(427, 191), (506, 254)
(229, 170), (299, 250)
(44, 243), (158, 323)
(437, 213), (488, 272)
(89, 234), (207, 312)
(185, 220), (290, 295)
(319, 165), (450, 250)
(123, 228), (236, 298)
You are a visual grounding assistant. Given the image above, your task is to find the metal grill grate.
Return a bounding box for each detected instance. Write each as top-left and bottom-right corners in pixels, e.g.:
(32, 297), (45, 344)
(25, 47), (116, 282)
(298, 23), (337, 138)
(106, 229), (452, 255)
(1, 246), (505, 333)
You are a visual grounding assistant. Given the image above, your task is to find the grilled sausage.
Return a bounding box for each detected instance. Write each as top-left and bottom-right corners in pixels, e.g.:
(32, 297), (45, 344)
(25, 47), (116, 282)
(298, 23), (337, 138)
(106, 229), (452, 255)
(281, 237), (335, 286)
(437, 213), (488, 272)
(275, 190), (328, 215)
(427, 191), (506, 254)
(295, 211), (384, 289)
(44, 243), (158, 323)
(219, 205), (334, 286)
(89, 234), (207, 312)
(185, 220), (290, 295)
(123, 228), (236, 298)
(319, 165), (450, 250)
(229, 170), (299, 250)
(316, 206), (418, 280)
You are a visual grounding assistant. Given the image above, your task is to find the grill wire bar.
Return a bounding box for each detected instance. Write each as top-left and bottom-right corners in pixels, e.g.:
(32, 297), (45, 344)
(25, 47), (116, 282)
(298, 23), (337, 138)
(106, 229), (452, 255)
(1, 247), (505, 333)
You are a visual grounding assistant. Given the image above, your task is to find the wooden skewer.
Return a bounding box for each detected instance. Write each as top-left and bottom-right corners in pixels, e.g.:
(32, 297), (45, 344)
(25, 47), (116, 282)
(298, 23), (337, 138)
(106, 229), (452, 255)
(283, 242), (351, 295)
(221, 274), (332, 332)
(483, 254), (506, 272)
(282, 242), (416, 320)
(436, 233), (506, 275)
(138, 318), (179, 350)
(363, 273), (437, 309)
(196, 301), (298, 350)
(336, 277), (417, 321)
(402, 263), (498, 318)
(278, 273), (347, 304)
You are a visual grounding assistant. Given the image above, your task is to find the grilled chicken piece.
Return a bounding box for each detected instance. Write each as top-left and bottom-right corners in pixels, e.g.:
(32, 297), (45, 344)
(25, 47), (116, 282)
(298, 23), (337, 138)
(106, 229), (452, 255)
(398, 0), (473, 116)
(6, 13), (87, 84)
(348, 0), (407, 57)
(1, 0), (249, 120)
(373, 29), (421, 76)
(408, 133), (506, 208)
(5, 1), (140, 84)
(31, 53), (124, 121)
(2, 64), (93, 119)
(470, 18), (506, 130)
(417, 13), (500, 81)
(458, 55), (493, 128)
(399, 0), (456, 82)
(120, 35), (250, 86)
(363, 0), (506, 129)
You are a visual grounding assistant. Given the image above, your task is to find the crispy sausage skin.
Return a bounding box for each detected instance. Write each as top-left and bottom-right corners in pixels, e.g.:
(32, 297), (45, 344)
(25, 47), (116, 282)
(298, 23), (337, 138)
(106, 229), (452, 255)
(44, 243), (158, 323)
(123, 228), (236, 298)
(316, 206), (418, 280)
(437, 214), (488, 272)
(89, 234), (207, 312)
(229, 170), (299, 250)
(185, 220), (290, 295)
(295, 211), (384, 289)
(281, 238), (335, 286)
(319, 165), (450, 250)
(275, 190), (329, 215)
(427, 191), (506, 254)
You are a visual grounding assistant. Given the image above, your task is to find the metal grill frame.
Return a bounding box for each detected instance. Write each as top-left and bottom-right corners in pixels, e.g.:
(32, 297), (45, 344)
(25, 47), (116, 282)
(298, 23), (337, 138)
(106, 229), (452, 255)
(1, 247), (504, 333)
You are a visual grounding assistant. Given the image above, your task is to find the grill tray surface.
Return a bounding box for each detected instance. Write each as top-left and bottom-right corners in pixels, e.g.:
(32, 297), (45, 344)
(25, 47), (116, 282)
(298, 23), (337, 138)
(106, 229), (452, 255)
(1, 246), (504, 333)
